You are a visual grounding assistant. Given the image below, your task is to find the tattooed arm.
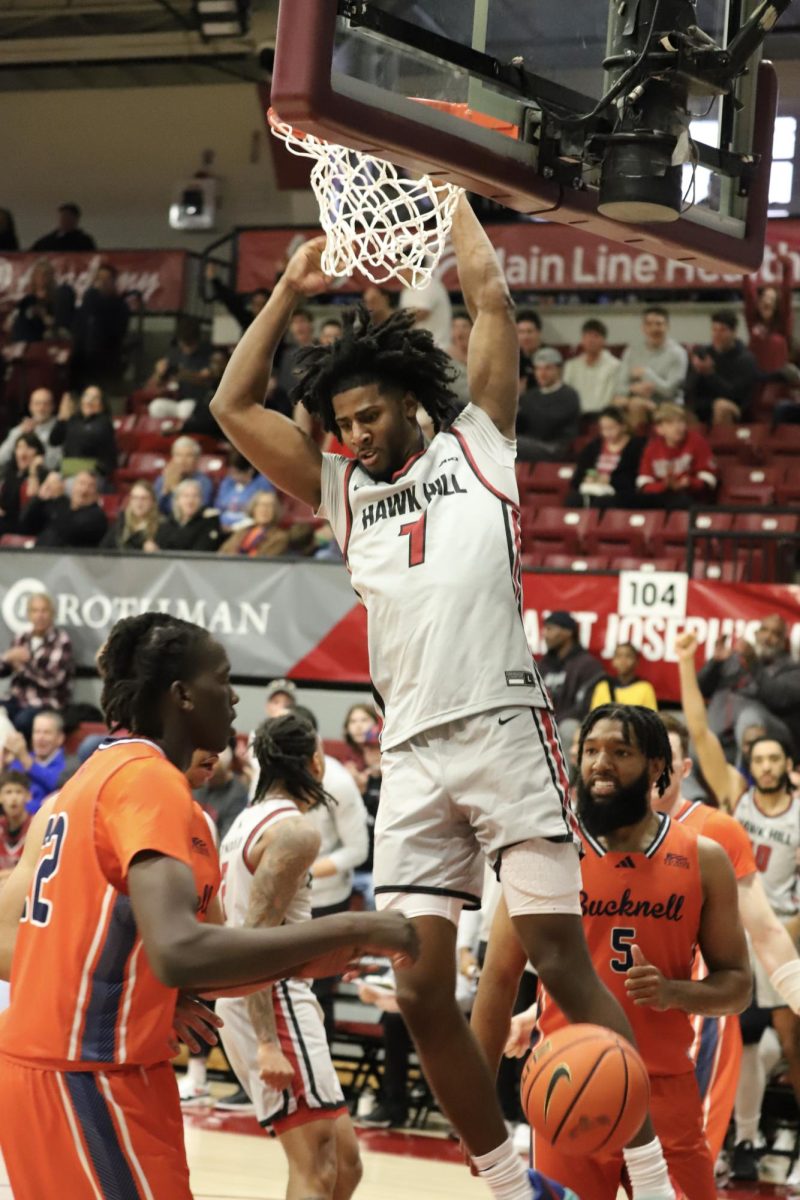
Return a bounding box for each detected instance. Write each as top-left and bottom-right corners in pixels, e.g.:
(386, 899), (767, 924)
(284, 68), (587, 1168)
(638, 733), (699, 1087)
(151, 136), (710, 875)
(245, 816), (322, 1088)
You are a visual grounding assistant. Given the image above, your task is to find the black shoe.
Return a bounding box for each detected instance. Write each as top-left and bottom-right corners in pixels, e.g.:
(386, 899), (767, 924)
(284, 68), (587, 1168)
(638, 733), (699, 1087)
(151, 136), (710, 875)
(731, 1139), (759, 1182)
(357, 1102), (407, 1129)
(215, 1086), (255, 1113)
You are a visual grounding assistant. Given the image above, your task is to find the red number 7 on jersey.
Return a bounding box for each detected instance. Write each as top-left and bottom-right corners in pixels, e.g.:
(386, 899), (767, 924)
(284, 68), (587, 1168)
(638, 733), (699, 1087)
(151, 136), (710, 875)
(399, 513), (427, 568)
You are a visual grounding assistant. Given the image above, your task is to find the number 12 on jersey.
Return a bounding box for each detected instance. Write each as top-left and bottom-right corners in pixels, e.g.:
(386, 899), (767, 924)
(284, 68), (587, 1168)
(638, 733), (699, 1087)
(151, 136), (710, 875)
(399, 513), (427, 568)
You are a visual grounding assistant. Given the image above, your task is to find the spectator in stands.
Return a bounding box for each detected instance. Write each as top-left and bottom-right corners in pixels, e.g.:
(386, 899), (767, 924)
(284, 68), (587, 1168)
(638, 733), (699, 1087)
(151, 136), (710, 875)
(590, 642), (657, 710)
(516, 308), (542, 391)
(563, 319), (621, 414)
(341, 703), (381, 786)
(31, 202), (96, 252)
(0, 434), (48, 536)
(362, 285), (394, 325)
(635, 403), (717, 509)
(0, 388), (59, 470)
(398, 272), (452, 351)
(20, 468), (107, 548)
(49, 386), (117, 481)
(698, 616), (800, 759)
(448, 312), (473, 406)
(10, 258), (75, 343)
(264, 679), (296, 718)
(153, 478), (221, 553)
(71, 263), (130, 388)
(179, 348), (229, 439)
(743, 256), (795, 374)
(516, 347), (581, 462)
(537, 610), (604, 740)
(191, 743), (248, 842)
(218, 491), (297, 558)
(566, 405), (644, 508)
(214, 452), (275, 531)
(3, 711), (66, 813)
(0, 209), (19, 252)
(0, 770), (32, 881)
(0, 593), (73, 739)
(153, 436), (213, 515)
(203, 262), (268, 330)
(147, 316), (212, 410)
(685, 309), (759, 426)
(277, 307), (315, 393)
(100, 479), (162, 552)
(616, 306), (688, 428)
(318, 318), (343, 347)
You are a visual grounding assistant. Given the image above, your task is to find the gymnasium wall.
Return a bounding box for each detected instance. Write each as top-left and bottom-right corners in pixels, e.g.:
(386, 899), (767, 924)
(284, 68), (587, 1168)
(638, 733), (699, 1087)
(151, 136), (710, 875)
(1, 83), (318, 251)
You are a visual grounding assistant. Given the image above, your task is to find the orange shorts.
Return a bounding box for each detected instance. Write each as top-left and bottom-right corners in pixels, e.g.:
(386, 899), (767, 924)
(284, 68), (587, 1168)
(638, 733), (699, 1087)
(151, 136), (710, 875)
(695, 1011), (743, 1162)
(0, 1057), (191, 1200)
(533, 1072), (715, 1200)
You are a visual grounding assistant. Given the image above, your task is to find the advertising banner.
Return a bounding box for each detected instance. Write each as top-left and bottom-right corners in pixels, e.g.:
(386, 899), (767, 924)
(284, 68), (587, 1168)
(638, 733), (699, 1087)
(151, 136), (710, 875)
(236, 220), (800, 295)
(0, 251), (188, 312)
(0, 553), (797, 704)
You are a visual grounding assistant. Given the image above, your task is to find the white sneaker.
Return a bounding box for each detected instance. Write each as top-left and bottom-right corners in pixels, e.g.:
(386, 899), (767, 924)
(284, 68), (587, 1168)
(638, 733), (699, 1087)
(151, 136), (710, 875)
(786, 1155), (800, 1188)
(513, 1122), (531, 1156)
(178, 1074), (212, 1106)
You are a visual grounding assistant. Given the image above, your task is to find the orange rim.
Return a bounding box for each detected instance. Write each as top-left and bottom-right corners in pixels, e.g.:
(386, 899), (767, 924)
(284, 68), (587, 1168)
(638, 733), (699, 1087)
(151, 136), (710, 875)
(410, 98), (519, 139)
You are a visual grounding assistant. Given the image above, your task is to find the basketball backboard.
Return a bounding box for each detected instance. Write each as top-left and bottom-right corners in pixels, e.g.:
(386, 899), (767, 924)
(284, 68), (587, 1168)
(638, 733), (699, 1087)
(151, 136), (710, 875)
(270, 0), (780, 273)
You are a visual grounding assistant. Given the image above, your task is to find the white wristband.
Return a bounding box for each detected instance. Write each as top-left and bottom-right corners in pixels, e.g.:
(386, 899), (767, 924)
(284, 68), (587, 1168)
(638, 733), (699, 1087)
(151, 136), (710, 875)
(771, 960), (800, 1015)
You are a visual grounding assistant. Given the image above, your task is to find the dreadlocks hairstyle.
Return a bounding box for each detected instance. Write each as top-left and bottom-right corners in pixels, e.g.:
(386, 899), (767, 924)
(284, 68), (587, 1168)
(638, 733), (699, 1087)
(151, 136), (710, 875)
(253, 713), (331, 810)
(98, 613), (211, 736)
(578, 704), (673, 796)
(290, 304), (461, 435)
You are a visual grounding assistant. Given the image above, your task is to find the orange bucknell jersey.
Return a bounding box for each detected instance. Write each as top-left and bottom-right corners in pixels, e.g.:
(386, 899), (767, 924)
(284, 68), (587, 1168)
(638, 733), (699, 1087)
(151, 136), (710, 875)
(674, 799), (756, 881)
(0, 738), (219, 1071)
(538, 814), (702, 1077)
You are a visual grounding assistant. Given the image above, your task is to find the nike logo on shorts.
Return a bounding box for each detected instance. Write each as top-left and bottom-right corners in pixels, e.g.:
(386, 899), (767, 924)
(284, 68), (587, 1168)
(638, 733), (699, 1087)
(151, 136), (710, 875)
(498, 713), (522, 726)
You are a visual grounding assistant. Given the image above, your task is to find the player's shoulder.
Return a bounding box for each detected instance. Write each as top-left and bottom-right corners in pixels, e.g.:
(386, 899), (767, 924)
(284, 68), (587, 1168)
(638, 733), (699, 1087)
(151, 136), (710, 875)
(95, 739), (191, 801)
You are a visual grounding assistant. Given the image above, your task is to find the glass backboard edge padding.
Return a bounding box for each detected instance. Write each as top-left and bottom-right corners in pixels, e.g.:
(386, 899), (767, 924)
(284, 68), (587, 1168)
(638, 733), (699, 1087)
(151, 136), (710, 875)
(271, 0), (776, 274)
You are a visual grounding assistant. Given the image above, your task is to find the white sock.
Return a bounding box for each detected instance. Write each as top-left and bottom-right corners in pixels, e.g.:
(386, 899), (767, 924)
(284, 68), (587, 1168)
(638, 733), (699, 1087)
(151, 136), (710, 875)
(771, 961), (800, 1014)
(759, 1025), (782, 1076)
(735, 1043), (765, 1145)
(472, 1137), (532, 1200)
(187, 1055), (207, 1088)
(622, 1138), (674, 1199)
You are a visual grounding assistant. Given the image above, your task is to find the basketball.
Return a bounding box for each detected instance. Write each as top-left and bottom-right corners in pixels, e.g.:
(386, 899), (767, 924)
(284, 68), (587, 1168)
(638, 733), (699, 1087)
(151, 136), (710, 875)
(521, 1024), (650, 1156)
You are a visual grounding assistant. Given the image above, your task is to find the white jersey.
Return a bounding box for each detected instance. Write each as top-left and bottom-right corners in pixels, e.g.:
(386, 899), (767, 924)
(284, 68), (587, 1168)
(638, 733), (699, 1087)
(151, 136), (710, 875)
(735, 789), (800, 918)
(219, 797), (314, 980)
(320, 403), (548, 749)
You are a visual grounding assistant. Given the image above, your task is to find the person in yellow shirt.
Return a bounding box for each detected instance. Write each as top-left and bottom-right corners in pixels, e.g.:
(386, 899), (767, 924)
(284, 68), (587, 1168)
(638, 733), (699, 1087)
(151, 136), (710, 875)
(590, 642), (658, 710)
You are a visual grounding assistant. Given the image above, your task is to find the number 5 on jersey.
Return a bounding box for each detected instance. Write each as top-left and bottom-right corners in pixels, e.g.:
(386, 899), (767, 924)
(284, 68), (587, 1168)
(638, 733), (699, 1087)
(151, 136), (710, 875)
(21, 812), (68, 927)
(399, 513), (427, 568)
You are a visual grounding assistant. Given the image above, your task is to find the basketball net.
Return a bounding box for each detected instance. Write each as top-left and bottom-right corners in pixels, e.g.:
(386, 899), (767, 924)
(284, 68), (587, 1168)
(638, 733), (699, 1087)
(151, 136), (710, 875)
(269, 109), (463, 289)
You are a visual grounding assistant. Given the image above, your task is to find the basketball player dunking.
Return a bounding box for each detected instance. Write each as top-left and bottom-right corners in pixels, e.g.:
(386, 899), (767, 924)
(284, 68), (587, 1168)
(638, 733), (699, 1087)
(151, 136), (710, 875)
(474, 706), (751, 1199)
(211, 198), (677, 1200)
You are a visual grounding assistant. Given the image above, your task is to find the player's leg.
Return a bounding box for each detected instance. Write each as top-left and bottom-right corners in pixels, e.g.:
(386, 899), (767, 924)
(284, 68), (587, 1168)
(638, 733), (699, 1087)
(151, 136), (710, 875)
(279, 1118), (340, 1199)
(770, 1005), (800, 1103)
(647, 1074), (717, 1200)
(695, 1012), (743, 1161)
(532, 1132), (621, 1200)
(332, 1111), (363, 1200)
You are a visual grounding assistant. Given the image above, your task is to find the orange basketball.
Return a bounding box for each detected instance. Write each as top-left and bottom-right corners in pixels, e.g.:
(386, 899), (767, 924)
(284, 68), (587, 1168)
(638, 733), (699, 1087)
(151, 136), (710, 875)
(521, 1024), (649, 1156)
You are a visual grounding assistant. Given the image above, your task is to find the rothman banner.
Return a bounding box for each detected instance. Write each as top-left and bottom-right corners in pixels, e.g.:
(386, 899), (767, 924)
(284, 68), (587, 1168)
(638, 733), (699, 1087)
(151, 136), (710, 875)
(0, 552), (797, 703)
(237, 219), (800, 295)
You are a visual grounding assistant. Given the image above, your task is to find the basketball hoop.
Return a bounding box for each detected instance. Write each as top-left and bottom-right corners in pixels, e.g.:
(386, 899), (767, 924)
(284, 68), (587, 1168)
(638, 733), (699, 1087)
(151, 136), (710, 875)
(268, 106), (464, 289)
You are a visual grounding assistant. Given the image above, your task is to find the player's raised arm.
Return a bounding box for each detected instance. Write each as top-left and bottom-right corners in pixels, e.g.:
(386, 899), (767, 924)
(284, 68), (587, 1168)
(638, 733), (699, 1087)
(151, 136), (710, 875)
(210, 237), (330, 509)
(675, 631), (743, 811)
(625, 838), (751, 1017)
(451, 196), (518, 438)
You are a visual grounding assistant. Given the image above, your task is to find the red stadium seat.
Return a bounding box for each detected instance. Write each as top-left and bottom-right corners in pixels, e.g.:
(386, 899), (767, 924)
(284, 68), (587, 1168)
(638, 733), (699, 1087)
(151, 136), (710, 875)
(64, 721), (109, 756)
(520, 507), (598, 555)
(541, 554), (610, 572)
(776, 481), (800, 507)
(718, 464), (780, 505)
(692, 561), (746, 582)
(525, 462), (575, 502)
(586, 510), (665, 557)
(115, 451), (167, 484)
(323, 738), (351, 763)
(0, 534), (35, 549)
(112, 414), (140, 454)
(731, 513), (799, 582)
(521, 552), (544, 569)
(198, 454), (227, 485)
(98, 494), (122, 520)
(708, 424), (768, 465)
(764, 427), (800, 458)
(608, 555), (683, 573)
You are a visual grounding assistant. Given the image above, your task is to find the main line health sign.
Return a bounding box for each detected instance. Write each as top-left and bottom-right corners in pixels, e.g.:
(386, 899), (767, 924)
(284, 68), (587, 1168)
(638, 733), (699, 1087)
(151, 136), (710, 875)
(0, 552), (797, 706)
(237, 220), (800, 294)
